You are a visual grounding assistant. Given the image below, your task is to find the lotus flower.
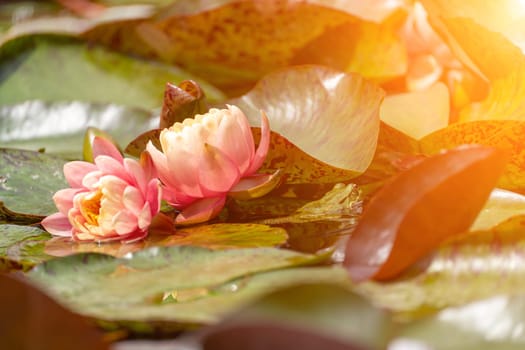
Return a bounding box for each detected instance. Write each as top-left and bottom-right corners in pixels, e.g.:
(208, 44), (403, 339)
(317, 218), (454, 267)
(41, 137), (162, 243)
(147, 105), (279, 225)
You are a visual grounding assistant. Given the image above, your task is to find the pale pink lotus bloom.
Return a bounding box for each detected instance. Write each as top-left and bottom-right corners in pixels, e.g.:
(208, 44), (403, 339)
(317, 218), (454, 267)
(41, 137), (162, 243)
(147, 105), (276, 225)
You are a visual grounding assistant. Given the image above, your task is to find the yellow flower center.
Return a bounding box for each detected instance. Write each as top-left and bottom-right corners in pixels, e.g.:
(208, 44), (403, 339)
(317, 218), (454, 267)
(79, 190), (103, 226)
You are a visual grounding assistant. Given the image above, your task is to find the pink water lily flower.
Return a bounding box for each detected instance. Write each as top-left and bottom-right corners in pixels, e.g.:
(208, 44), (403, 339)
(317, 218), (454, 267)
(41, 137), (162, 243)
(147, 105), (278, 225)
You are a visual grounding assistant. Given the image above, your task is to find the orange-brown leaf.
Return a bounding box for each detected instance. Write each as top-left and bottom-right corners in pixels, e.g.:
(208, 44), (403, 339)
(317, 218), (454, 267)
(344, 145), (508, 281)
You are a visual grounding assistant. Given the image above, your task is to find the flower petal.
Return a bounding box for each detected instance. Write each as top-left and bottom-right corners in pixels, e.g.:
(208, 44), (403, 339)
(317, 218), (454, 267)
(198, 143), (241, 195)
(228, 169), (282, 200)
(137, 202), (152, 230)
(123, 185), (144, 216)
(121, 230), (148, 244)
(95, 155), (132, 183)
(161, 185), (196, 208)
(146, 141), (174, 186)
(124, 158), (146, 193)
(92, 136), (123, 163)
(161, 128), (206, 197)
(53, 188), (84, 215)
(112, 209), (138, 235)
(209, 104), (254, 174)
(140, 150), (158, 185)
(81, 170), (103, 189)
(63, 161), (97, 188)
(175, 196), (226, 226)
(145, 178), (161, 216)
(245, 110), (270, 176)
(41, 212), (72, 237)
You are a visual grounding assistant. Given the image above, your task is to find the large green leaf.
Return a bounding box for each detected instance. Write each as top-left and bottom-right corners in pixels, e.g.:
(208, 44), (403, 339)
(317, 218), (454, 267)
(28, 246), (339, 331)
(398, 295), (525, 349)
(0, 148), (67, 220)
(200, 283), (391, 350)
(0, 224), (51, 271)
(0, 101), (157, 158)
(0, 35), (224, 108)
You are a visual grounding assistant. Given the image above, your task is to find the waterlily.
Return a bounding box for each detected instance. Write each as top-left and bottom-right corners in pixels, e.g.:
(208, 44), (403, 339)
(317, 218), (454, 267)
(41, 137), (162, 243)
(147, 104), (279, 225)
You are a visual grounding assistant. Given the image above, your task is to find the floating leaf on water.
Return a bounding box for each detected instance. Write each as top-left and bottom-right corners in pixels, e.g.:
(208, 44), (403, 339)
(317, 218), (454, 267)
(0, 101), (157, 158)
(0, 148), (67, 218)
(161, 223), (288, 250)
(200, 283), (391, 350)
(0, 35), (224, 108)
(231, 65), (384, 179)
(28, 246), (335, 331)
(0, 224), (52, 271)
(259, 183), (362, 225)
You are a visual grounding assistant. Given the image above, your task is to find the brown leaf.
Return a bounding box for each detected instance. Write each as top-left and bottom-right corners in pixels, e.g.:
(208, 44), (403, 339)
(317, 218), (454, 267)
(159, 80), (208, 129)
(344, 145), (508, 281)
(0, 274), (108, 350)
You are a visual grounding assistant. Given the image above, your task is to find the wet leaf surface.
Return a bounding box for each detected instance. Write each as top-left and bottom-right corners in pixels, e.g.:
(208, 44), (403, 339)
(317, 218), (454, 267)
(0, 35), (224, 108)
(0, 148), (67, 218)
(397, 295), (525, 350)
(227, 183), (362, 253)
(44, 223), (288, 258)
(28, 246), (337, 331)
(0, 101), (157, 158)
(0, 224), (52, 271)
(163, 224), (287, 250)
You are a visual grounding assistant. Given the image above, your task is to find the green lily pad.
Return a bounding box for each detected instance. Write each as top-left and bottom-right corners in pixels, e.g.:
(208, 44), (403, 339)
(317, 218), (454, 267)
(0, 148), (67, 219)
(162, 224), (288, 250)
(201, 283), (391, 350)
(398, 295), (525, 349)
(43, 223), (288, 258)
(0, 101), (157, 158)
(0, 224), (52, 271)
(28, 246), (335, 330)
(0, 35), (224, 108)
